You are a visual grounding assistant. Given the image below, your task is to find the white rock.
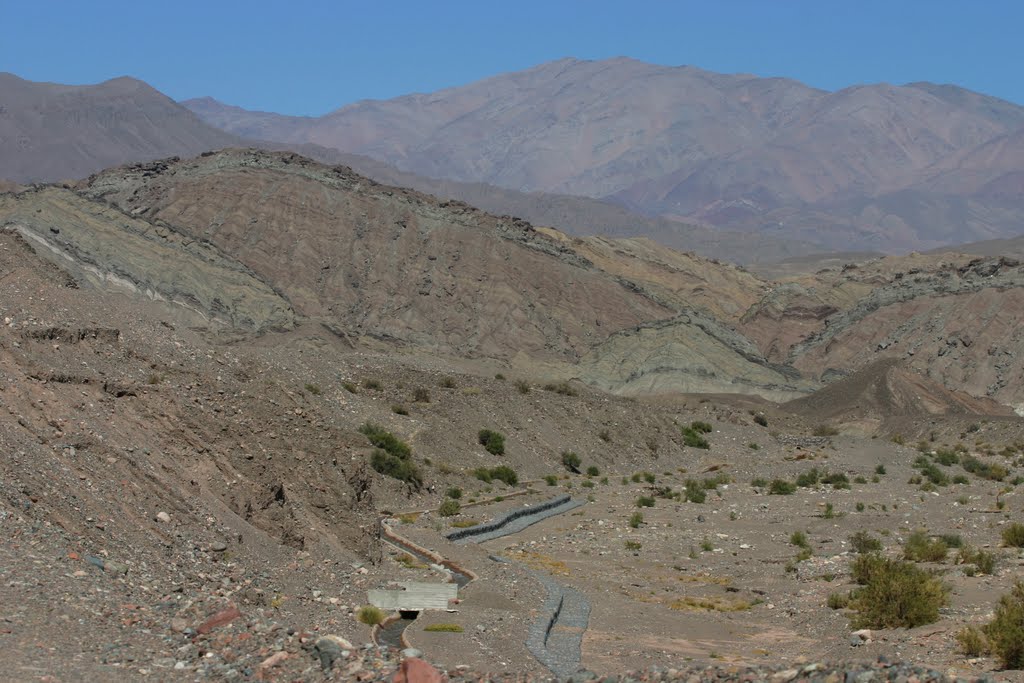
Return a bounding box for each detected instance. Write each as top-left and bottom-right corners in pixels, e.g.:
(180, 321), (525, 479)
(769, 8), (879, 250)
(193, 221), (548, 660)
(156, 511), (171, 523)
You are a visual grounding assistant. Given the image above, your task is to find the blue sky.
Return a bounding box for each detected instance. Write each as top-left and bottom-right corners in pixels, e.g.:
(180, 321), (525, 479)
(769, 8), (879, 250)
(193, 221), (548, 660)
(3, 1), (1021, 115)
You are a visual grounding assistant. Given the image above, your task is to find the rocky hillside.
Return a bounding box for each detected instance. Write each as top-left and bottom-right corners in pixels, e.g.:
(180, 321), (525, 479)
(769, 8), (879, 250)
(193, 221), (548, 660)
(185, 57), (1024, 252)
(0, 73), (239, 182)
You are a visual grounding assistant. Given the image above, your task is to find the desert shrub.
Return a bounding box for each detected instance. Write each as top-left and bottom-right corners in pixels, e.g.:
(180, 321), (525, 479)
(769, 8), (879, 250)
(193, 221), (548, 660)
(624, 540), (642, 551)
(769, 479), (796, 495)
(472, 466), (517, 487)
(472, 468), (493, 483)
(391, 404), (409, 415)
(854, 475), (867, 484)
(684, 479), (706, 504)
(478, 429), (505, 455)
(360, 422), (411, 459)
(514, 380), (530, 394)
(445, 487), (462, 499)
(357, 605), (386, 626)
(412, 387), (430, 403)
(849, 554), (949, 628)
(855, 502), (866, 512)
(494, 373), (505, 381)
(629, 512), (644, 528)
(636, 496), (655, 508)
(748, 442), (760, 450)
(363, 379), (382, 390)
(598, 429), (612, 443)
(813, 424), (839, 437)
(581, 480), (595, 489)
(438, 499), (461, 517)
(961, 454), (1008, 481)
(342, 381), (358, 394)
(703, 473), (730, 489)
(424, 623), (464, 633)
(903, 531), (949, 563)
(586, 465), (600, 477)
(823, 503), (836, 519)
(753, 413), (768, 427)
(958, 546), (997, 576)
(790, 531), (809, 548)
(957, 626), (988, 657)
(934, 448), (960, 466)
(304, 383), (321, 395)
(370, 450), (423, 490)
(984, 582), (1024, 669)
(681, 426), (710, 449)
(875, 464), (886, 475)
(543, 381), (578, 396)
(690, 421), (713, 434)
(1002, 522), (1024, 548)
(751, 477), (768, 488)
(439, 376), (456, 388)
(821, 472), (850, 489)
(796, 468), (820, 488)
(827, 592), (850, 610)
(544, 474), (558, 486)
(642, 471), (656, 484)
(561, 451), (581, 473)
(849, 531), (882, 554)
(938, 533), (963, 548)
(915, 459), (949, 486)
(952, 474), (970, 485)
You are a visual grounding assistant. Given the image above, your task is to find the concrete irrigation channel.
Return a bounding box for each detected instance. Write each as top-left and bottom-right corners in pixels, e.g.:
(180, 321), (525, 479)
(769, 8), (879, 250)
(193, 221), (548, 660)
(448, 495), (591, 678)
(376, 495), (590, 675)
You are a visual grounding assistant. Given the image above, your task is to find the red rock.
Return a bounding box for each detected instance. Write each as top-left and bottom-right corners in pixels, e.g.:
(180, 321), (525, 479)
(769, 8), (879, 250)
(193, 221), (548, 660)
(195, 605), (243, 634)
(67, 551), (80, 561)
(257, 651), (289, 674)
(392, 658), (443, 683)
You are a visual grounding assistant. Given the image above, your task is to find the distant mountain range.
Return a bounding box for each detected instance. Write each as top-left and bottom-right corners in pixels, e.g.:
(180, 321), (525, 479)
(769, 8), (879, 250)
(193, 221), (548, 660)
(183, 57), (1024, 253)
(4, 57), (1024, 258)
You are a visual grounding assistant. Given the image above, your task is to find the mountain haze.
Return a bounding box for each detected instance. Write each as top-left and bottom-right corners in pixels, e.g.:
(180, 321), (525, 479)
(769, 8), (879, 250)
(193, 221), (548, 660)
(186, 57), (1024, 252)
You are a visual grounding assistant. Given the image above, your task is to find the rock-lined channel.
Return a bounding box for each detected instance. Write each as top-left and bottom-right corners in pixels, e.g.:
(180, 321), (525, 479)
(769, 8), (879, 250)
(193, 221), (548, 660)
(450, 495), (591, 678)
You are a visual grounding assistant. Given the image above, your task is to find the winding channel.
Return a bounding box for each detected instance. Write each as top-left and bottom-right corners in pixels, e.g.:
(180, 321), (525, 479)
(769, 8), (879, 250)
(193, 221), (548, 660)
(378, 495), (590, 676)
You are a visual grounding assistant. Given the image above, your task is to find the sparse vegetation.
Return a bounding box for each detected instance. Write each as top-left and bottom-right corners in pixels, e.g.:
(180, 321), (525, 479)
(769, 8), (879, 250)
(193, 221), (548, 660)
(412, 387), (430, 403)
(356, 605), (386, 626)
(363, 379), (382, 390)
(586, 465), (600, 477)
(1002, 522), (1024, 548)
(304, 383), (321, 395)
(624, 540), (642, 551)
(769, 479), (796, 495)
(848, 554), (949, 628)
(472, 465), (518, 487)
(342, 381), (358, 394)
(683, 479), (706, 504)
(391, 404), (409, 415)
(629, 511), (644, 528)
(813, 424), (839, 437)
(598, 429), (612, 443)
(445, 487), (462, 499)
(636, 496), (655, 508)
(544, 474), (558, 486)
(438, 499), (461, 517)
(478, 429), (506, 455)
(849, 531), (882, 554)
(903, 530), (949, 563)
(958, 546), (997, 576)
(681, 422), (711, 449)
(514, 380), (530, 394)
(423, 623), (464, 633)
(753, 413), (768, 427)
(985, 581), (1024, 669)
(439, 376), (456, 388)
(542, 380), (578, 396)
(561, 451), (581, 473)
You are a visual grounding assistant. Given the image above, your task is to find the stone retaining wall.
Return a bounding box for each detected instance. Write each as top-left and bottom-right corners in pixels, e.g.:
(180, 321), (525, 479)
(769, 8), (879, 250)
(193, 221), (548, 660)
(445, 495), (575, 542)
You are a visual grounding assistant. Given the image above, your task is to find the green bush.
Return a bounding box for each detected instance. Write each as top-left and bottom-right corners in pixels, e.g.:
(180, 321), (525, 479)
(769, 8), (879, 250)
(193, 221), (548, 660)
(681, 425), (710, 449)
(769, 479), (796, 495)
(751, 477), (768, 488)
(822, 472), (850, 489)
(629, 512), (644, 528)
(514, 380), (530, 394)
(357, 605), (386, 626)
(984, 582), (1024, 669)
(958, 546), (997, 576)
(561, 451), (581, 473)
(956, 626), (988, 657)
(391, 404), (409, 415)
(790, 530), (809, 548)
(849, 531), (882, 554)
(363, 379), (382, 390)
(586, 465), (600, 477)
(903, 530), (949, 563)
(478, 429), (506, 455)
(304, 383), (321, 395)
(848, 554), (949, 628)
(473, 466), (518, 487)
(827, 592), (850, 610)
(370, 450), (423, 490)
(360, 422), (411, 460)
(544, 474), (558, 486)
(342, 381), (358, 394)
(636, 496), (655, 508)
(961, 454), (1008, 481)
(438, 499), (461, 517)
(796, 468), (820, 488)
(683, 479), (706, 504)
(624, 540), (642, 551)
(445, 487), (462, 499)
(412, 387), (430, 403)
(439, 376), (456, 388)
(1003, 523), (1024, 548)
(690, 421), (713, 434)
(753, 413), (768, 427)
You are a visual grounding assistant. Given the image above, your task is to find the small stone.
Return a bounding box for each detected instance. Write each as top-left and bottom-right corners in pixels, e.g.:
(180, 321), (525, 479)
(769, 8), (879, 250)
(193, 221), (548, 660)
(155, 511), (171, 523)
(314, 635), (353, 671)
(258, 651), (289, 670)
(170, 618), (188, 633)
(195, 605), (242, 634)
(849, 635), (863, 647)
(401, 648), (423, 659)
(210, 541), (228, 552)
